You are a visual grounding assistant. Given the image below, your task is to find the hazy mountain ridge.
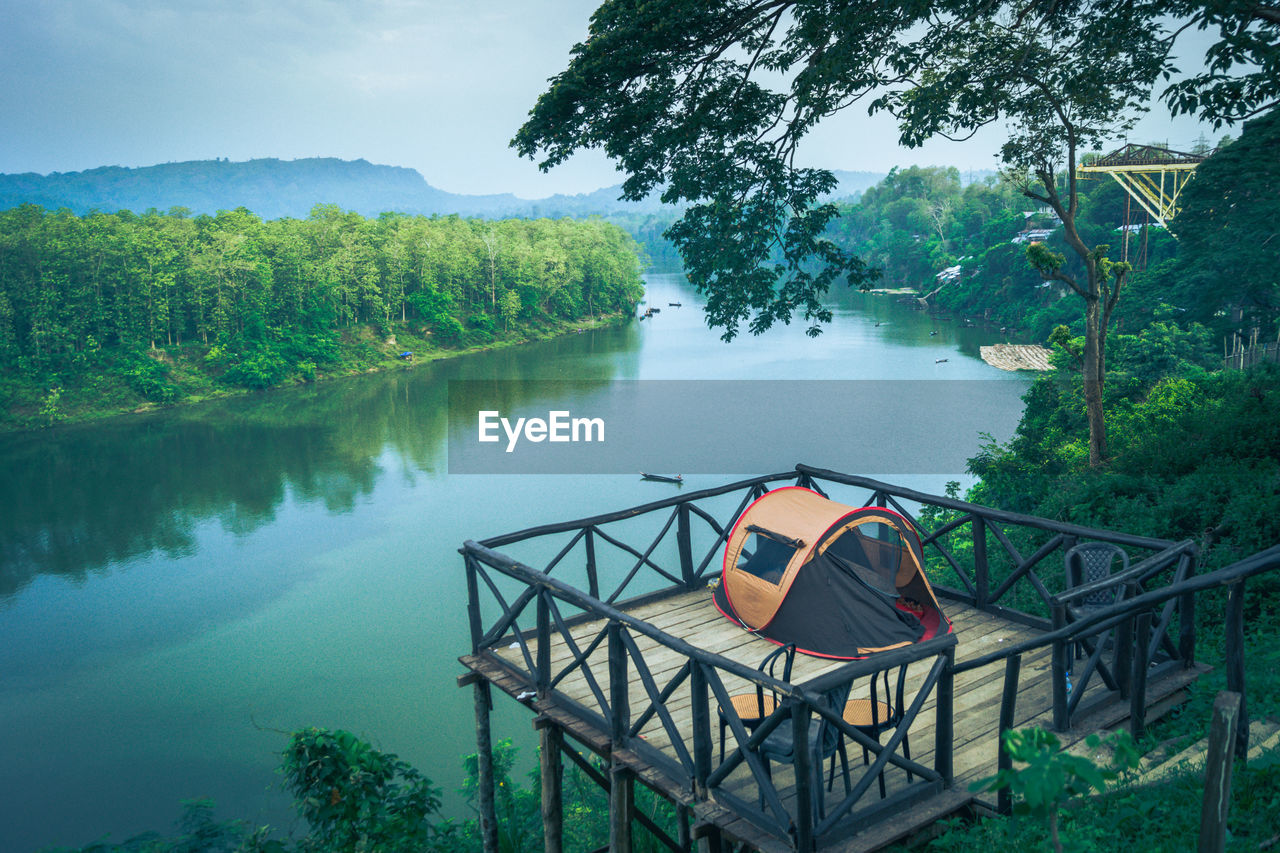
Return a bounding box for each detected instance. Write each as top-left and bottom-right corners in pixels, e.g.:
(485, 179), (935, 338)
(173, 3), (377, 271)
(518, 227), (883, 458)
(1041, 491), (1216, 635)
(0, 157), (888, 220)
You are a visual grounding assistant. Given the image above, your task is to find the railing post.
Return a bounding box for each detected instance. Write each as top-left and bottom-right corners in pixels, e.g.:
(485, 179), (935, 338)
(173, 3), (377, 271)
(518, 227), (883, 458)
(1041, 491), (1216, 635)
(1130, 609), (1152, 742)
(536, 588), (551, 697)
(997, 654), (1023, 815)
(790, 694), (815, 851)
(1051, 601), (1070, 731)
(1226, 580), (1249, 759)
(1179, 549), (1197, 667)
(1117, 582), (1138, 699)
(609, 622), (630, 745)
(608, 621), (633, 853)
(465, 553), (484, 653)
(690, 662), (711, 798)
(936, 644), (955, 787)
(678, 503), (695, 587)
(973, 516), (989, 608)
(585, 528), (599, 600)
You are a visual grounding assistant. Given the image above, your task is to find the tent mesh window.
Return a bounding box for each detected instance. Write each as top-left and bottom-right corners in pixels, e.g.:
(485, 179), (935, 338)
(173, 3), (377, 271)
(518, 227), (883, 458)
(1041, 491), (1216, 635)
(738, 531), (798, 585)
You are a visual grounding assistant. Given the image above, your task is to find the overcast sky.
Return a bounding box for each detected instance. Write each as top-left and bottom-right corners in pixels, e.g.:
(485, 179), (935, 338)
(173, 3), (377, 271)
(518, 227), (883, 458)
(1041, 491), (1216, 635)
(1, 1), (1220, 199)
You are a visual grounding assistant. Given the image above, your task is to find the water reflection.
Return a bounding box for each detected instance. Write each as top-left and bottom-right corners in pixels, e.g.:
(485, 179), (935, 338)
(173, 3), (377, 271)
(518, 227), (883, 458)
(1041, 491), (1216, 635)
(0, 321), (642, 601)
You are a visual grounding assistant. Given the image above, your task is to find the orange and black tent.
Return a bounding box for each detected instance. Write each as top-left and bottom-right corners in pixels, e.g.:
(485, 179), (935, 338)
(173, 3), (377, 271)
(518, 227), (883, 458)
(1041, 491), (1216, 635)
(712, 487), (951, 659)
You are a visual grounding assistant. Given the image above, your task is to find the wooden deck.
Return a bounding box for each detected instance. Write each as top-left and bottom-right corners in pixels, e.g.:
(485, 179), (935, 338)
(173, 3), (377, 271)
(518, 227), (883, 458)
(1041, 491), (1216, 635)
(461, 585), (1206, 852)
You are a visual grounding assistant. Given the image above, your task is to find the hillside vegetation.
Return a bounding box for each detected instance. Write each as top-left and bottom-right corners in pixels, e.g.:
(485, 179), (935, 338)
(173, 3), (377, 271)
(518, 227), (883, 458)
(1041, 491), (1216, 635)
(826, 111), (1277, 350)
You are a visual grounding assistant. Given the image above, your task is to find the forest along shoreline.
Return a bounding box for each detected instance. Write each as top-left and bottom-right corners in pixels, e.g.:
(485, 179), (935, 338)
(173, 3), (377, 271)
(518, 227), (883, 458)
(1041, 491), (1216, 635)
(5, 309), (633, 435)
(0, 206), (647, 433)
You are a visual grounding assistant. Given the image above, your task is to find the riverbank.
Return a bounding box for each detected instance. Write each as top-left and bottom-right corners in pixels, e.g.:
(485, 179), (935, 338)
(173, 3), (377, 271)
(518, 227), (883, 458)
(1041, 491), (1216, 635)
(0, 311), (632, 434)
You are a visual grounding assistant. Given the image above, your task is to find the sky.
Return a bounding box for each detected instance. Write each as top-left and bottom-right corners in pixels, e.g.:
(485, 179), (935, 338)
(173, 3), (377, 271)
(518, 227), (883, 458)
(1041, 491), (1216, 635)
(0, 0), (1222, 199)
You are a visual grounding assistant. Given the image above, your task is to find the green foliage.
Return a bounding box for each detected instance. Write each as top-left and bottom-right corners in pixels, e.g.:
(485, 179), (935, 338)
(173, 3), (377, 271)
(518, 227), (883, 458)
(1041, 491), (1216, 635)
(976, 727), (1139, 812)
(280, 727), (451, 853)
(973, 728), (1139, 853)
(38, 798), (283, 853)
(459, 739), (540, 853)
(454, 737), (682, 853)
(1160, 3), (1279, 125)
(39, 384), (62, 426)
(0, 205), (645, 421)
(1170, 107), (1280, 338)
(922, 741), (1280, 853)
(121, 351), (184, 403)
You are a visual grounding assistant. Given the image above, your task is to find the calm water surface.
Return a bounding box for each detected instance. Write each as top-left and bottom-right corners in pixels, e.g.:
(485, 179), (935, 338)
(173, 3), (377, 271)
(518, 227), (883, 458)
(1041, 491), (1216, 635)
(0, 274), (1029, 850)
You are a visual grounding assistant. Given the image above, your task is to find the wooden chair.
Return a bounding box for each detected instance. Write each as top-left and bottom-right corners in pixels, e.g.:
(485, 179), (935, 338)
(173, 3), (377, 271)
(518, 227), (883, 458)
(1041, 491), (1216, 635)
(830, 662), (910, 798)
(717, 643), (796, 762)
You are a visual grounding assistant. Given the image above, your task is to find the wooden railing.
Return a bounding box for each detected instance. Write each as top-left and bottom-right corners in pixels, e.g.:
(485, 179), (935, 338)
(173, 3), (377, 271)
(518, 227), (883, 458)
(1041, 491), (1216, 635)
(464, 536), (956, 848)
(461, 464), (1280, 847)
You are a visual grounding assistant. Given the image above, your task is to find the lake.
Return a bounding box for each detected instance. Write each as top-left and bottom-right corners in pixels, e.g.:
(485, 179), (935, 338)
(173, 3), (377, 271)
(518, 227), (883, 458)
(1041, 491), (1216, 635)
(0, 272), (1030, 851)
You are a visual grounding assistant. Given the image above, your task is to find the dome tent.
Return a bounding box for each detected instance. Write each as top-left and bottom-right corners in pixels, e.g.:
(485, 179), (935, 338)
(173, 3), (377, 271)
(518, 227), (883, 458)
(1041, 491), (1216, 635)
(711, 487), (951, 659)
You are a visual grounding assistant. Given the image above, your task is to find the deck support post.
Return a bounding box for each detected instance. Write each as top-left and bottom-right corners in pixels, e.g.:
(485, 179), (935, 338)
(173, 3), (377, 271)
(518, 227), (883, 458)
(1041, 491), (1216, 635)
(936, 644), (955, 787)
(1129, 609), (1152, 741)
(1225, 580), (1249, 759)
(539, 722), (564, 853)
(1050, 601), (1070, 731)
(610, 762), (635, 853)
(791, 696), (815, 851)
(472, 679), (500, 853)
(973, 517), (989, 608)
(997, 654), (1023, 815)
(694, 823), (725, 853)
(677, 804), (692, 852)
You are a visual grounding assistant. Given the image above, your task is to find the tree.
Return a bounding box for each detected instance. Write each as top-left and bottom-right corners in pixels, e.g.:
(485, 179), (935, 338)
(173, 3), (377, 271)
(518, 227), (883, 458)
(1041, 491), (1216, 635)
(515, 0), (1173, 464)
(1170, 106), (1280, 337)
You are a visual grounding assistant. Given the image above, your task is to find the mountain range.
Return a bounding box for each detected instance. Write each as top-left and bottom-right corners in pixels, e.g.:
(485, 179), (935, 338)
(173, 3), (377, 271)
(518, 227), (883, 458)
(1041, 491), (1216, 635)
(0, 157), (890, 220)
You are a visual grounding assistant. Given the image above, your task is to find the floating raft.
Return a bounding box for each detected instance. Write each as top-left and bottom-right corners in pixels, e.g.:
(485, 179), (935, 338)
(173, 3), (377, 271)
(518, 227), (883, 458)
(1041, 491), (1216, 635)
(980, 344), (1052, 371)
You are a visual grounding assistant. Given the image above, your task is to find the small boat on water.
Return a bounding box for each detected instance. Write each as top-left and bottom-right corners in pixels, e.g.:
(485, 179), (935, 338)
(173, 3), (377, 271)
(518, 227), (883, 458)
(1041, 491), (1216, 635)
(641, 472), (683, 484)
(668, 302), (682, 307)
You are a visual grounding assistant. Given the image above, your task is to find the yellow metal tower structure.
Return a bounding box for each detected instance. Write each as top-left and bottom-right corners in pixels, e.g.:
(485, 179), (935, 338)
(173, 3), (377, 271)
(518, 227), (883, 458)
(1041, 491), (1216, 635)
(1076, 143), (1207, 232)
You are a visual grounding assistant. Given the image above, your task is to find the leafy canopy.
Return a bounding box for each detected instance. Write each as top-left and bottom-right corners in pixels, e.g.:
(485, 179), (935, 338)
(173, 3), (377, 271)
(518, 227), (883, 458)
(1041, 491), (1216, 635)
(514, 0), (1189, 339)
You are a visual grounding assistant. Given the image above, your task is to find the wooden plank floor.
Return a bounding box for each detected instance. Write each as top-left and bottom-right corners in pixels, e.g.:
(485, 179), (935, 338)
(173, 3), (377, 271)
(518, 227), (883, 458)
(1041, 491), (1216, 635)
(463, 586), (1205, 852)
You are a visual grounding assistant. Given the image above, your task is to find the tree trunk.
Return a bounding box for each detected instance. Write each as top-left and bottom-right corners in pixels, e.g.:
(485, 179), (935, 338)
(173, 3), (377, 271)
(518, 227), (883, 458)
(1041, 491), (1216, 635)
(1083, 294), (1107, 466)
